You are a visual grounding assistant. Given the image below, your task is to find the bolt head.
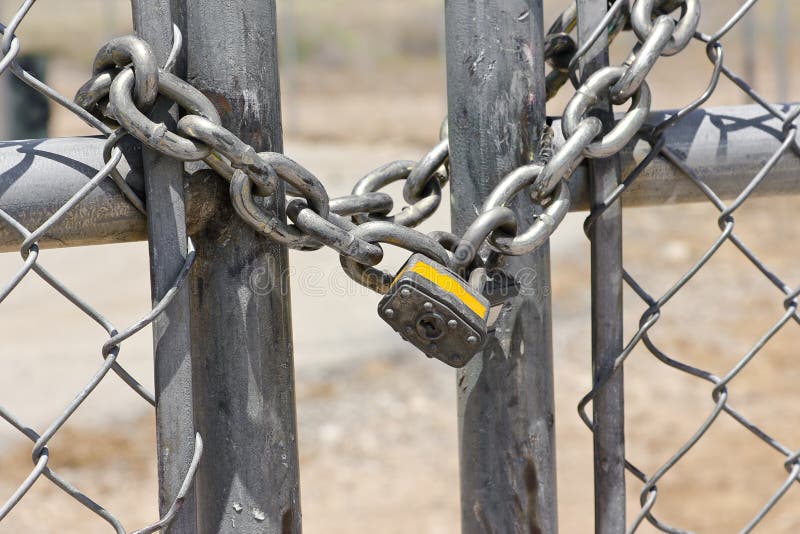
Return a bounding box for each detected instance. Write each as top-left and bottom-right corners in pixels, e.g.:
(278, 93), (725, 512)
(423, 301), (434, 311)
(400, 288), (411, 298)
(447, 319), (458, 329)
(384, 308), (395, 319)
(467, 335), (478, 345)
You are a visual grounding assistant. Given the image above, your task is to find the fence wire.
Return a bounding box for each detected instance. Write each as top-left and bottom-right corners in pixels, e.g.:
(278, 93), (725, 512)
(1, 0), (800, 532)
(578, 1), (800, 532)
(0, 1), (199, 532)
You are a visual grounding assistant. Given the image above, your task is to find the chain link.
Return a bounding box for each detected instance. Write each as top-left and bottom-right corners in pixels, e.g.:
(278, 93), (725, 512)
(73, 0), (699, 295)
(6, 0), (798, 530)
(449, 0), (699, 265)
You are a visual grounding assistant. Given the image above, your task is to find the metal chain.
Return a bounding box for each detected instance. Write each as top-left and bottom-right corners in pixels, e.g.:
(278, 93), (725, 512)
(76, 27), (453, 285)
(74, 0), (699, 294)
(448, 0), (700, 271)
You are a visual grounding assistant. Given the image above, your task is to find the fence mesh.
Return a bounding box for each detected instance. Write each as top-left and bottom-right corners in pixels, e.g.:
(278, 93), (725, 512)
(1, 0), (800, 532)
(0, 2), (197, 532)
(577, 1), (800, 532)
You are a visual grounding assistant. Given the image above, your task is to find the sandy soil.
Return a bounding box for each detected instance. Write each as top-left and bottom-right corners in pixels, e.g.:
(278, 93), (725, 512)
(2, 1), (800, 533)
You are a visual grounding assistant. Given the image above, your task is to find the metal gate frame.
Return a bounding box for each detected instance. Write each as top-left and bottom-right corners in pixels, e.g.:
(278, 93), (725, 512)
(2, 0), (800, 532)
(149, 1), (301, 532)
(445, 2), (557, 532)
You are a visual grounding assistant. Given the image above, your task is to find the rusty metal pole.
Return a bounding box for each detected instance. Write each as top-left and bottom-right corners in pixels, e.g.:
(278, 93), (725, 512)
(445, 1), (558, 532)
(185, 1), (302, 533)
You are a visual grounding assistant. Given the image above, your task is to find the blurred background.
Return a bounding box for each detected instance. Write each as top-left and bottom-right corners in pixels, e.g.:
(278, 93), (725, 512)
(1, 1), (799, 532)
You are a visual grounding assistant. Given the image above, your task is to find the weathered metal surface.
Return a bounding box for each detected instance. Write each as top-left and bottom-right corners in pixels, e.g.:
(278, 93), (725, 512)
(184, 0), (302, 533)
(560, 104), (800, 211)
(1, 104), (797, 255)
(576, 0), (626, 531)
(445, 0), (558, 532)
(377, 253), (491, 368)
(0, 136), (219, 253)
(132, 1), (197, 532)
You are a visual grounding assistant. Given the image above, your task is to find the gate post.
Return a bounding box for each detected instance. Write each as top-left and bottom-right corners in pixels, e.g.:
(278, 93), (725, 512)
(445, 1), (558, 532)
(185, 1), (302, 533)
(575, 1), (627, 531)
(131, 1), (196, 532)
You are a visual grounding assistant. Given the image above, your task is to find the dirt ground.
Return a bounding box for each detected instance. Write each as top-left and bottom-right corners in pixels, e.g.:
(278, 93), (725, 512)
(2, 1), (800, 533)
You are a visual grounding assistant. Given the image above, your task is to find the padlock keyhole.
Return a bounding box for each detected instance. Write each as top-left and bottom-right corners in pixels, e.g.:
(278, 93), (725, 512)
(420, 318), (440, 338)
(416, 313), (445, 341)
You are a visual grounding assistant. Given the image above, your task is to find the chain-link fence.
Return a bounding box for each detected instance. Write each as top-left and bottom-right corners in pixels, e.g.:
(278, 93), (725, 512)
(571, 1), (800, 532)
(1, 0), (799, 532)
(0, 1), (199, 532)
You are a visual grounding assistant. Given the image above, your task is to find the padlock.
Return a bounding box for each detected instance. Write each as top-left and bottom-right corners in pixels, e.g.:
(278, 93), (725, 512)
(378, 253), (490, 368)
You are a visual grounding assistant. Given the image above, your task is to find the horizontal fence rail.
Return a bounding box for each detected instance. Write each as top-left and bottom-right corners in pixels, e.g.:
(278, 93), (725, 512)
(0, 137), (220, 252)
(2, 104), (797, 253)
(562, 104), (800, 210)
(2, 0), (800, 531)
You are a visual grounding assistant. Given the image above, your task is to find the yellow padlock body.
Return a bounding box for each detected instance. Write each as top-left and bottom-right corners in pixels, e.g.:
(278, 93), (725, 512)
(393, 257), (489, 321)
